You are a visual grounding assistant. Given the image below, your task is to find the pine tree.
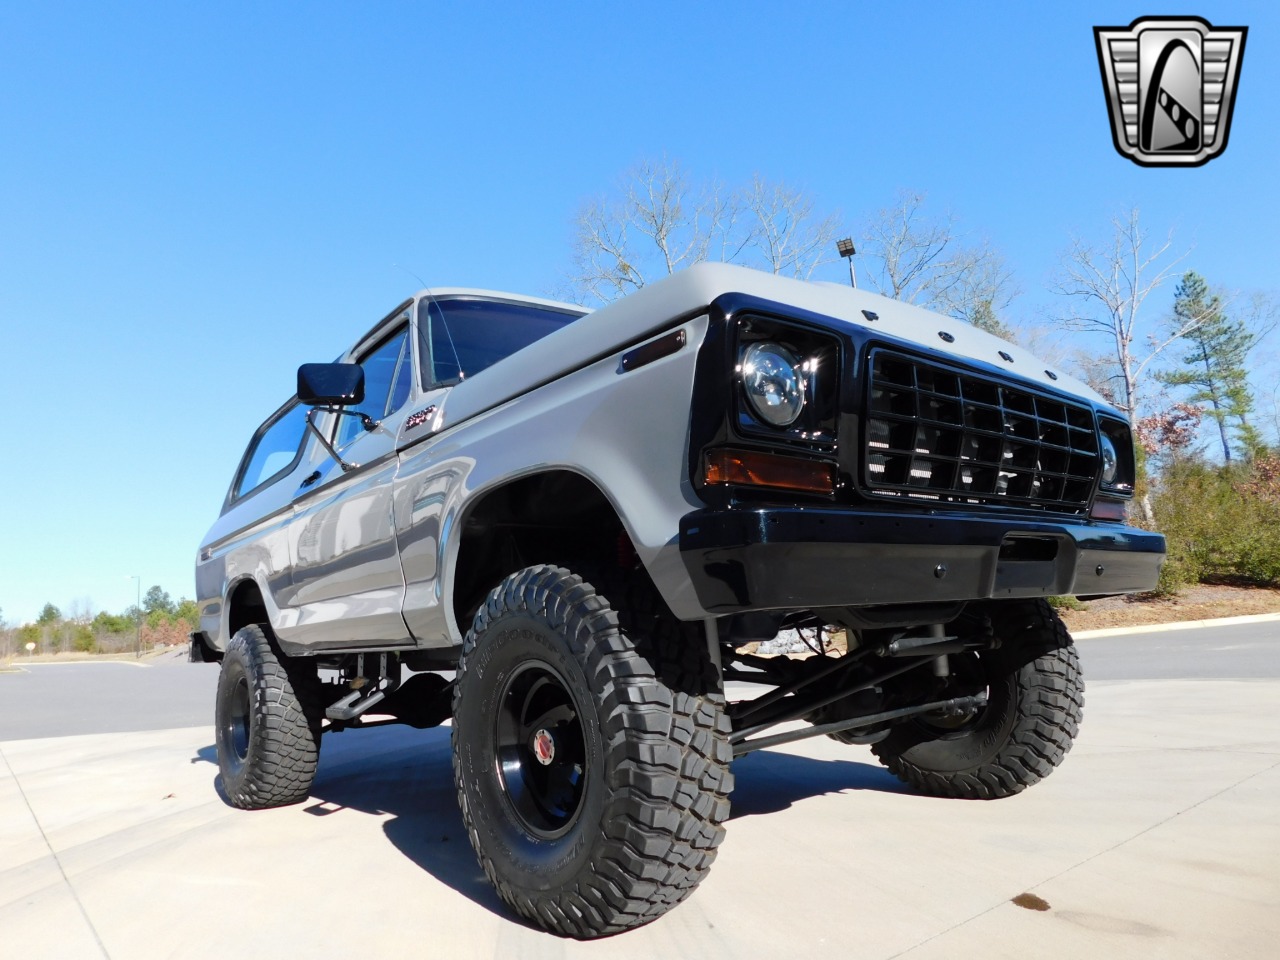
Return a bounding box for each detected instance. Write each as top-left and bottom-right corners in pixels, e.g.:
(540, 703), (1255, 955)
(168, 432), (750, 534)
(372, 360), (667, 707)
(1159, 272), (1257, 463)
(143, 585), (176, 616)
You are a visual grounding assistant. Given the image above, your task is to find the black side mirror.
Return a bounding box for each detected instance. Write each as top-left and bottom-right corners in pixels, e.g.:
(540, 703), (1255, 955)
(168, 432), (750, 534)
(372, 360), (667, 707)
(298, 363), (364, 406)
(296, 364), (376, 474)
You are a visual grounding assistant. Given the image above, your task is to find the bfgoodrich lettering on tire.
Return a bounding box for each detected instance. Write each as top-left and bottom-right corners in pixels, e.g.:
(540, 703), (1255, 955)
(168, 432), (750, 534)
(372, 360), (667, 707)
(871, 600), (1084, 800)
(452, 565), (733, 938)
(214, 624), (323, 809)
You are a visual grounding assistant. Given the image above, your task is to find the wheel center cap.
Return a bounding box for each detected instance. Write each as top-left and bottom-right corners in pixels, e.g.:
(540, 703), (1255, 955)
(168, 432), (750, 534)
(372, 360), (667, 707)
(532, 728), (555, 765)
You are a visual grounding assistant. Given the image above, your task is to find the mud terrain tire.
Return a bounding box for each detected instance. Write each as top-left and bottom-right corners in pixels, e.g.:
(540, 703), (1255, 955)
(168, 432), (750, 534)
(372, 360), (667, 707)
(215, 625), (323, 809)
(871, 600), (1084, 799)
(452, 565), (733, 938)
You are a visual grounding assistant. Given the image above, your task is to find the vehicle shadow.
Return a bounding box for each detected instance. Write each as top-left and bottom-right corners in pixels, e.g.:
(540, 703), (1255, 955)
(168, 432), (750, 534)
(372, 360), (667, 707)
(192, 744), (217, 764)
(192, 724), (908, 920)
(192, 725), (507, 916)
(728, 749), (906, 819)
(302, 725), (512, 918)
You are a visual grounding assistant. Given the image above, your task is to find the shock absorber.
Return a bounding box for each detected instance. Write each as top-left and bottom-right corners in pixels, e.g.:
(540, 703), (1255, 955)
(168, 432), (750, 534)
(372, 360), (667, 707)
(930, 623), (951, 678)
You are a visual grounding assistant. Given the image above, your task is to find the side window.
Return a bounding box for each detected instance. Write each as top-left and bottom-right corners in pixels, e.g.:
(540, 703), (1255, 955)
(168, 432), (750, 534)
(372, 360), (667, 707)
(418, 298), (583, 388)
(335, 325), (413, 448)
(234, 402), (309, 500)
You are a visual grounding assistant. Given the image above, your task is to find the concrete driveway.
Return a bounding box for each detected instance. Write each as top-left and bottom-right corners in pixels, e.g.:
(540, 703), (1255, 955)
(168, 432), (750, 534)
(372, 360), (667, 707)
(2, 620), (1278, 959)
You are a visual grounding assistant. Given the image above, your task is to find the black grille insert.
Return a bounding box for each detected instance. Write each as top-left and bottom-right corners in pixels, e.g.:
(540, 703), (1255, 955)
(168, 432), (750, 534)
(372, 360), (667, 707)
(863, 350), (1099, 513)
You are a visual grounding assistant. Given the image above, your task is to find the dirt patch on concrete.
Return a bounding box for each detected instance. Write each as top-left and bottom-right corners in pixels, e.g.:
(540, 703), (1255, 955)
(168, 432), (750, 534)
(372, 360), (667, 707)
(1058, 585), (1280, 632)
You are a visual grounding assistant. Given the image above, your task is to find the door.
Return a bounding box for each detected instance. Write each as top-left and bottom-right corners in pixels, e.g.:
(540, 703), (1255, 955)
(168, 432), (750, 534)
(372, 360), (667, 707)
(278, 316), (417, 649)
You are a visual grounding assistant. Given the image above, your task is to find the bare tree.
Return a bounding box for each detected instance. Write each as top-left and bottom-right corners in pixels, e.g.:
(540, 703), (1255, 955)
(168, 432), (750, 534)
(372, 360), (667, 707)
(741, 175), (841, 279)
(66, 596), (94, 625)
(932, 241), (1017, 337)
(1051, 208), (1201, 422)
(567, 158), (740, 303)
(1246, 295), (1280, 450)
(1241, 290), (1280, 343)
(1262, 381), (1280, 450)
(1070, 350), (1125, 407)
(565, 159), (838, 304)
(1241, 292), (1280, 450)
(859, 191), (1016, 335)
(568, 173), (1013, 336)
(569, 195), (641, 304)
(1052, 209), (1214, 523)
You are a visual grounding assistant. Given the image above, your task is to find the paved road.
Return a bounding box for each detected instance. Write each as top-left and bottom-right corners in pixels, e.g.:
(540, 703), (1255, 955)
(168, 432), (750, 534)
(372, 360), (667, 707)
(0, 661), (216, 741)
(2, 617), (1278, 959)
(1077, 620), (1280, 681)
(2, 618), (1276, 742)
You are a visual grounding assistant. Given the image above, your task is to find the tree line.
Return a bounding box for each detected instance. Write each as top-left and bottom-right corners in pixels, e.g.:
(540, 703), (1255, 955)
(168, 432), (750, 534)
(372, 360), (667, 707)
(564, 158), (1277, 460)
(0, 586), (197, 660)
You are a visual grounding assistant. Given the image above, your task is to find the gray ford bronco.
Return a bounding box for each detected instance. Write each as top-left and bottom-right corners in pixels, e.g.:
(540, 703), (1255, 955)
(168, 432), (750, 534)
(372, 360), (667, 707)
(193, 263), (1164, 937)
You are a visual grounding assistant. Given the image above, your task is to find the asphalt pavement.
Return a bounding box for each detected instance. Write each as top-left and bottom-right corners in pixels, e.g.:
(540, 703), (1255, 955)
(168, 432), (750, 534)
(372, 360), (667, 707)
(1075, 619), (1280, 681)
(3, 618), (1275, 741)
(0, 660), (216, 740)
(1, 616), (1277, 959)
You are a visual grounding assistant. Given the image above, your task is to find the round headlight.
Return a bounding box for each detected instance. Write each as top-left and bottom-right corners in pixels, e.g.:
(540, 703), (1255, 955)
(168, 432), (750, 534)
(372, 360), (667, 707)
(1099, 433), (1119, 485)
(742, 342), (805, 427)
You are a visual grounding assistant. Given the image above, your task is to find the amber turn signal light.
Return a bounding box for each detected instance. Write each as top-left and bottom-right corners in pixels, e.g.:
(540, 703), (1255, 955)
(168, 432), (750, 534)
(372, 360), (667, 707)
(1089, 498), (1128, 521)
(704, 448), (835, 494)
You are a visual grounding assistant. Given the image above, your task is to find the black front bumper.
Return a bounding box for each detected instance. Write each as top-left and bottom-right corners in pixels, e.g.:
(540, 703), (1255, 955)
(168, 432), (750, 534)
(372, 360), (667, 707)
(679, 506), (1166, 613)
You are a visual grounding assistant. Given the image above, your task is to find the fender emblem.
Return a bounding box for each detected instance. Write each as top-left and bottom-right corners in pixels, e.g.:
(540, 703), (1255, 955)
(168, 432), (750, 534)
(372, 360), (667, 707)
(405, 406), (437, 431)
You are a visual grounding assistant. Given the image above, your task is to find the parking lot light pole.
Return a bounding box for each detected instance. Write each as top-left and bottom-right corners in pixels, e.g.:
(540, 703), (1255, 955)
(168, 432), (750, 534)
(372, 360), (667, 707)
(836, 237), (857, 288)
(128, 575), (141, 659)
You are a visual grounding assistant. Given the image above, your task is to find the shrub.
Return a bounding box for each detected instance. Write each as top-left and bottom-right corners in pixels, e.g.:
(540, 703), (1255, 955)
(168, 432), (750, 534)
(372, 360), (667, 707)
(72, 624), (96, 653)
(1152, 455), (1280, 592)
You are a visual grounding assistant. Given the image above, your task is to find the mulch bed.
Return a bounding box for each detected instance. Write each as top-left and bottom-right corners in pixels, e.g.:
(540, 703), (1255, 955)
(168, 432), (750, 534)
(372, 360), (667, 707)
(1058, 584), (1280, 632)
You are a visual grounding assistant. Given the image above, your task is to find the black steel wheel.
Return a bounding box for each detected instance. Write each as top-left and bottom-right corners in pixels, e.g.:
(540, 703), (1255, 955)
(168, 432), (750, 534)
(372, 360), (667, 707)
(871, 600), (1084, 800)
(493, 662), (587, 838)
(214, 624), (323, 809)
(452, 565), (733, 938)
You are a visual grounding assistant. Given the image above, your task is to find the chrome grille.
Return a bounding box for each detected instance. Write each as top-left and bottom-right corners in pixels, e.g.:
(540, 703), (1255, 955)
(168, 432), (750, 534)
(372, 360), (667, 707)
(863, 350), (1099, 513)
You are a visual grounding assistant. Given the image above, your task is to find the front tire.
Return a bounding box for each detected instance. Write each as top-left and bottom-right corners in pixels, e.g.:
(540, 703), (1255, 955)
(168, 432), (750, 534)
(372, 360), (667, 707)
(214, 625), (323, 809)
(452, 565), (733, 938)
(871, 600), (1084, 800)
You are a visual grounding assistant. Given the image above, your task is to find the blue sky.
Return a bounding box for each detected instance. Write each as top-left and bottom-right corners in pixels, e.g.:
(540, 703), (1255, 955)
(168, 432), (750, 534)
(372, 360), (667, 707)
(1, 2), (1275, 625)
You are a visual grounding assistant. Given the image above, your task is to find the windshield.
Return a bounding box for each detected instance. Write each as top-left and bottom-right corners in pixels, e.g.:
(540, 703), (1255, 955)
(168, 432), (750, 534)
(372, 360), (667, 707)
(418, 297), (584, 388)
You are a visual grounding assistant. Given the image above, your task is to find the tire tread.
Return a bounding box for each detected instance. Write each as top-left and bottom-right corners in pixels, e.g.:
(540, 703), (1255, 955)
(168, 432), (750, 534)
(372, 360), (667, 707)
(872, 600), (1084, 800)
(217, 625), (322, 809)
(452, 565), (732, 937)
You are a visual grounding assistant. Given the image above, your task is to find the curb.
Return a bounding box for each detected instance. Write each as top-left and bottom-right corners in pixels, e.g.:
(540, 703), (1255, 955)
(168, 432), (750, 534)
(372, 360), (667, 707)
(1072, 611), (1280, 640)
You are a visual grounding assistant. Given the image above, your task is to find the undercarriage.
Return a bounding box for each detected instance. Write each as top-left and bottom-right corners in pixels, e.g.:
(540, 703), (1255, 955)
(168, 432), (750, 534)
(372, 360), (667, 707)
(299, 600), (1053, 767)
(720, 613), (996, 757)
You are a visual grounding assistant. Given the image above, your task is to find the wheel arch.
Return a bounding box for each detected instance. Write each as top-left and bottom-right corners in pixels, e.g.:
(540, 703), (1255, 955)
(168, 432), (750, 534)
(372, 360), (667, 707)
(448, 468), (635, 634)
(223, 576), (271, 644)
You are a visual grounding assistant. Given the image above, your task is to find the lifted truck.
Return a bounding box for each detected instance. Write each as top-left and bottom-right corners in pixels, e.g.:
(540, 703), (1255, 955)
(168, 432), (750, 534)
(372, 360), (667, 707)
(193, 263), (1164, 937)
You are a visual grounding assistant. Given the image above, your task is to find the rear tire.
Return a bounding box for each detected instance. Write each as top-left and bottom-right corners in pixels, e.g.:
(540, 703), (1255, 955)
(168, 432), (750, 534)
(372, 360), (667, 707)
(871, 600), (1084, 799)
(214, 624), (323, 809)
(452, 565), (733, 938)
